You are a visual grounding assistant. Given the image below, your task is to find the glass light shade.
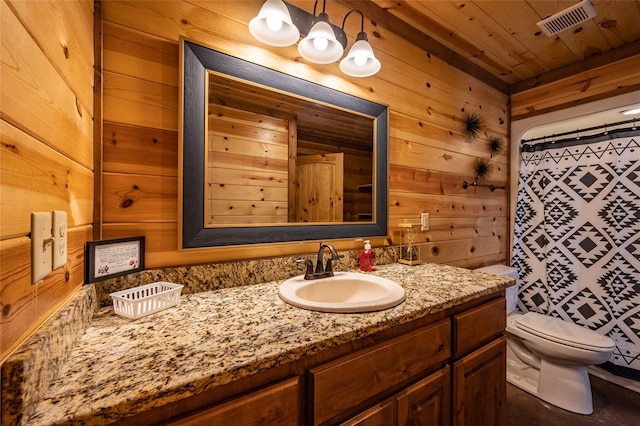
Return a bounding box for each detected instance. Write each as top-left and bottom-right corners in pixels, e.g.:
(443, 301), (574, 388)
(340, 39), (381, 77)
(298, 20), (344, 64)
(249, 0), (300, 47)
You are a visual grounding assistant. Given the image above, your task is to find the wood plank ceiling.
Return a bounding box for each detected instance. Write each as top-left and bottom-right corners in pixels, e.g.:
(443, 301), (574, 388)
(346, 0), (640, 93)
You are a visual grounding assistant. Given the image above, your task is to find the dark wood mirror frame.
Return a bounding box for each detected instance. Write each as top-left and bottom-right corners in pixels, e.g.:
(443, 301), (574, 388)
(181, 40), (388, 248)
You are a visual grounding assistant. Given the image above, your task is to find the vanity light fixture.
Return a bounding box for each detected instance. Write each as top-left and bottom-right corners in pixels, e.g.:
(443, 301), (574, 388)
(249, 0), (380, 77)
(339, 10), (381, 77)
(249, 0), (300, 47)
(298, 8), (344, 64)
(622, 107), (640, 115)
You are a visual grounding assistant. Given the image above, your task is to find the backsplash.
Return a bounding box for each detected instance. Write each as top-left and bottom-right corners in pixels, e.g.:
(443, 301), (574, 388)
(1, 285), (98, 424)
(95, 246), (399, 306)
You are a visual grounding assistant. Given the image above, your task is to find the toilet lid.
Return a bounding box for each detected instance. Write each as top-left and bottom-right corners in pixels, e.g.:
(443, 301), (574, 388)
(516, 312), (615, 351)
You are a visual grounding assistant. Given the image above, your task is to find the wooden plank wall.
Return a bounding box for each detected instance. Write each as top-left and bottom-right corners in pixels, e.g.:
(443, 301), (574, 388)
(100, 0), (510, 270)
(2, 0), (636, 362)
(511, 54), (640, 121)
(207, 105), (289, 225)
(0, 0), (94, 361)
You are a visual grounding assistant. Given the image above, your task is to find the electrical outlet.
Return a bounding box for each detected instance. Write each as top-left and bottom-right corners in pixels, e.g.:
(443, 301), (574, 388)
(421, 213), (430, 231)
(31, 212), (53, 283)
(52, 210), (67, 269)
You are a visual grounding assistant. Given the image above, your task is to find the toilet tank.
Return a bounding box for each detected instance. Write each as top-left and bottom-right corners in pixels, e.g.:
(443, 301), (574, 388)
(475, 264), (519, 314)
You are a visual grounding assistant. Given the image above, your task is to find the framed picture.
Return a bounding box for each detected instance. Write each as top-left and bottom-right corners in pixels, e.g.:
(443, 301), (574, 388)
(85, 236), (145, 283)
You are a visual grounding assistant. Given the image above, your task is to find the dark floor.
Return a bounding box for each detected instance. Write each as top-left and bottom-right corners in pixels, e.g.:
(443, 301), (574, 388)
(507, 375), (640, 426)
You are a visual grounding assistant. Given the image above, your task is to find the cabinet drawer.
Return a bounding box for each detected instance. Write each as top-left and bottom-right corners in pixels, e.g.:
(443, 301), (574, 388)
(311, 319), (450, 425)
(453, 297), (505, 357)
(169, 377), (299, 425)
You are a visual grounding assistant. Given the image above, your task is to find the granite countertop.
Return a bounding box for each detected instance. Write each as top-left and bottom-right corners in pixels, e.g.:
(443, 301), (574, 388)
(25, 263), (513, 425)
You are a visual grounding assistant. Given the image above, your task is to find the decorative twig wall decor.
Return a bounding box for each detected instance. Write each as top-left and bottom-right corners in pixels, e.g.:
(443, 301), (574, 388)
(488, 135), (504, 157)
(462, 111), (484, 141)
(473, 157), (493, 181)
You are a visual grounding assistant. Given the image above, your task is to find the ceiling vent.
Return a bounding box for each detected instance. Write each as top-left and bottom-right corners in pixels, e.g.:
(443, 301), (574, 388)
(536, 0), (597, 36)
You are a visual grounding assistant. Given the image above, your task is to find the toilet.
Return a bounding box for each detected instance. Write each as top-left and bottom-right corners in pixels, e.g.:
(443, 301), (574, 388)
(475, 264), (615, 415)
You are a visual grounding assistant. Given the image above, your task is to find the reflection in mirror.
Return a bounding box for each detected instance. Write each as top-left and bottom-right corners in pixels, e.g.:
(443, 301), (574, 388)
(181, 40), (388, 248)
(206, 72), (374, 226)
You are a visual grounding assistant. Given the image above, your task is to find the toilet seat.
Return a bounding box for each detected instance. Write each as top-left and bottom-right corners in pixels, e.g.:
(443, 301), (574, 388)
(516, 312), (614, 351)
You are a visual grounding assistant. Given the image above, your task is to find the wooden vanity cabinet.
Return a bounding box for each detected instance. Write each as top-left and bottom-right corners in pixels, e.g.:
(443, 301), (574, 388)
(452, 297), (507, 426)
(132, 295), (506, 426)
(336, 296), (506, 426)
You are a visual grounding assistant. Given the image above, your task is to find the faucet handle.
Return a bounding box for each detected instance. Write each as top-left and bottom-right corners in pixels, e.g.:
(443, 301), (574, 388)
(324, 253), (344, 276)
(295, 258), (314, 280)
(324, 258), (334, 276)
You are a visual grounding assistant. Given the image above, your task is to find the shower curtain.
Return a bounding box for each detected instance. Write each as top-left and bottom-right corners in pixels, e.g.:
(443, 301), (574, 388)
(512, 127), (640, 378)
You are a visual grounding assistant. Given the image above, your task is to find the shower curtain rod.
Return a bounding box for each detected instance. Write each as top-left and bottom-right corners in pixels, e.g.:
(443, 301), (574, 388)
(521, 117), (638, 145)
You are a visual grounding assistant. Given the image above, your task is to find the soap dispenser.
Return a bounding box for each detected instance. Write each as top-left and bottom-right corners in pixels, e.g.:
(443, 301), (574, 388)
(359, 240), (376, 272)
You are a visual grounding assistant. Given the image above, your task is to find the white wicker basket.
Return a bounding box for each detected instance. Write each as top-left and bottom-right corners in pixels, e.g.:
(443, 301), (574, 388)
(110, 282), (183, 319)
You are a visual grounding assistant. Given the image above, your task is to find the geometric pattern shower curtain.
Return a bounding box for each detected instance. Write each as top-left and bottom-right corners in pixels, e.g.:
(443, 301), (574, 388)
(512, 129), (640, 378)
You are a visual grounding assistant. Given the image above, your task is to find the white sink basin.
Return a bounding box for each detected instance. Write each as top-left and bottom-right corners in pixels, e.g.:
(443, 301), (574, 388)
(278, 272), (406, 313)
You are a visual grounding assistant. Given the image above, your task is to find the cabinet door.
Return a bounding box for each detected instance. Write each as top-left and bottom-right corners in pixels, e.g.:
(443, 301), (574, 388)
(340, 398), (396, 426)
(452, 337), (506, 426)
(311, 319), (450, 425)
(397, 366), (450, 426)
(169, 377), (299, 426)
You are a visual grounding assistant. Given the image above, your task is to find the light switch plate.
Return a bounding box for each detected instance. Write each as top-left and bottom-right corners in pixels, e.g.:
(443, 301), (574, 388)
(31, 212), (53, 283)
(421, 213), (430, 231)
(52, 210), (67, 269)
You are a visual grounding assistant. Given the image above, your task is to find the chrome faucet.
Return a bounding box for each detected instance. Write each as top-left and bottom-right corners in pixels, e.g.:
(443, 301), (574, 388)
(295, 242), (344, 280)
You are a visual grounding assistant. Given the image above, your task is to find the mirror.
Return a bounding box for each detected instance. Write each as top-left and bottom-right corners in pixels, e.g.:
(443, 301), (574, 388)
(181, 40), (388, 248)
(206, 72), (375, 225)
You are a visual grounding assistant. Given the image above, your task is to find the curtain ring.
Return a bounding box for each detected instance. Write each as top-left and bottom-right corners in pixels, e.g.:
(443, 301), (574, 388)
(604, 123), (608, 135)
(576, 129), (580, 140)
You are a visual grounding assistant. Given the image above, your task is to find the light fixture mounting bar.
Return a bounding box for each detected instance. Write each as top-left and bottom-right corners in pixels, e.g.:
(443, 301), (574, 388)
(283, 1), (348, 49)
